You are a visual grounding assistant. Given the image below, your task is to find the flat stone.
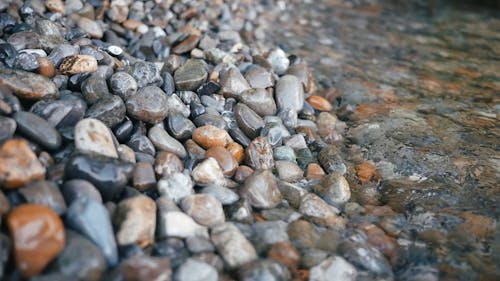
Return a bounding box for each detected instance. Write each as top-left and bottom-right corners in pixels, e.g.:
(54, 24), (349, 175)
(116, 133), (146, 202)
(126, 86), (169, 124)
(211, 222), (257, 268)
(238, 88), (277, 116)
(109, 71), (137, 100)
(181, 194), (225, 227)
(62, 179), (102, 204)
(148, 124), (187, 158)
(275, 75), (304, 113)
(18, 180), (67, 215)
(245, 136), (275, 170)
(157, 211), (208, 239)
(0, 139), (45, 189)
(234, 103), (265, 139)
(192, 125), (232, 149)
(205, 146), (238, 177)
(275, 160), (303, 182)
(219, 67), (251, 98)
(0, 68), (58, 100)
(85, 95), (126, 128)
(157, 171), (194, 203)
(74, 118), (118, 158)
(59, 55), (98, 75)
(13, 111), (61, 150)
(174, 59), (208, 91)
(121, 255), (172, 281)
(113, 195), (156, 247)
(241, 169), (282, 209)
(7, 204), (65, 278)
(313, 173), (351, 207)
(77, 17), (103, 39)
(175, 258), (218, 281)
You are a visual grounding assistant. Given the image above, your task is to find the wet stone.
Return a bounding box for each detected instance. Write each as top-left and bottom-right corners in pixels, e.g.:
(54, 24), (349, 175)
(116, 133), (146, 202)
(77, 17), (103, 39)
(161, 71), (175, 96)
(234, 103), (265, 139)
(148, 124), (187, 158)
(211, 222), (257, 268)
(306, 95), (333, 112)
(174, 59), (208, 91)
(154, 151), (184, 177)
(275, 75), (304, 113)
(192, 125), (232, 150)
(126, 86), (169, 124)
(30, 94), (87, 128)
(244, 66), (274, 89)
(74, 118), (118, 158)
(121, 255), (172, 281)
(114, 119), (134, 143)
(181, 194), (225, 227)
(13, 111), (61, 150)
(314, 173), (351, 207)
(197, 81), (221, 96)
(113, 195), (156, 247)
(287, 220), (320, 250)
(241, 169), (282, 209)
(192, 157), (226, 186)
(18, 180), (66, 215)
(205, 146), (238, 177)
(157, 171), (194, 203)
(127, 127), (156, 156)
(15, 52), (39, 71)
(64, 154), (134, 201)
(7, 204), (65, 278)
(275, 160), (303, 182)
(239, 88), (277, 116)
(59, 55), (98, 75)
(296, 148), (315, 170)
(109, 72), (138, 100)
(85, 95), (126, 128)
(0, 139), (46, 189)
(200, 184), (239, 205)
(193, 113), (227, 129)
(245, 136), (275, 170)
(65, 196), (118, 266)
(175, 258), (218, 281)
(306, 163), (326, 180)
(0, 116), (16, 143)
(128, 61), (163, 88)
(318, 147), (347, 175)
(167, 113), (195, 141)
(47, 44), (80, 67)
(62, 179), (102, 204)
(219, 67), (251, 98)
(81, 74), (111, 105)
(251, 221), (289, 250)
(186, 236), (215, 253)
(0, 68), (58, 100)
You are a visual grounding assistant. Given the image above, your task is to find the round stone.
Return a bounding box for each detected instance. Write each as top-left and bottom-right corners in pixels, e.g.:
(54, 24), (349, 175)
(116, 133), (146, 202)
(0, 139), (45, 189)
(13, 111), (62, 150)
(59, 55), (98, 75)
(74, 118), (118, 158)
(180, 194), (225, 227)
(109, 72), (137, 100)
(192, 125), (232, 150)
(174, 59), (208, 91)
(241, 169), (282, 209)
(126, 86), (168, 124)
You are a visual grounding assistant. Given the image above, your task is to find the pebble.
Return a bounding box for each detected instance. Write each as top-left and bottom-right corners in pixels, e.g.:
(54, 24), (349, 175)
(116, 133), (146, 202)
(18, 180), (67, 215)
(239, 88), (277, 116)
(15, 52), (39, 71)
(241, 169), (282, 209)
(157, 211), (208, 239)
(36, 57), (56, 78)
(0, 139), (45, 189)
(7, 204), (65, 278)
(205, 146), (238, 177)
(30, 94), (86, 128)
(148, 124), (187, 158)
(227, 141), (245, 163)
(77, 17), (103, 39)
(0, 68), (58, 100)
(185, 236), (215, 253)
(121, 255), (172, 281)
(192, 125), (232, 149)
(306, 163), (326, 180)
(211, 222), (258, 268)
(318, 147), (347, 175)
(244, 66), (274, 89)
(59, 55), (98, 75)
(62, 179), (103, 204)
(238, 259), (291, 281)
(192, 157), (226, 186)
(245, 136), (275, 170)
(65, 197), (118, 266)
(181, 194), (225, 227)
(174, 59), (208, 91)
(64, 154), (134, 201)
(85, 95), (126, 128)
(267, 48), (290, 75)
(13, 111), (61, 150)
(74, 118), (118, 158)
(316, 112), (339, 141)
(167, 113), (196, 141)
(0, 191), (8, 217)
(219, 67), (251, 98)
(287, 63), (315, 93)
(128, 61), (163, 88)
(267, 242), (301, 271)
(287, 220), (320, 250)
(251, 221), (290, 250)
(275, 160), (304, 182)
(126, 85), (169, 124)
(0, 116), (16, 143)
(113, 195), (156, 247)
(157, 171), (194, 203)
(200, 184), (239, 205)
(127, 127), (156, 156)
(193, 113), (228, 129)
(275, 75), (304, 113)
(175, 258), (218, 281)
(109, 72), (138, 100)
(173, 34), (201, 54)
(154, 151), (184, 177)
(306, 95), (333, 112)
(132, 161), (156, 191)
(48, 44), (79, 67)
(80, 74), (110, 105)
(273, 146), (296, 162)
(309, 256), (357, 281)
(299, 193), (345, 229)
(313, 173), (351, 207)
(234, 103), (265, 139)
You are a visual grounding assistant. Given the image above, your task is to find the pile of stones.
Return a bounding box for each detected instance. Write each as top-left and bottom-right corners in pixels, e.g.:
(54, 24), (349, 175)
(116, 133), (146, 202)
(0, 1), (385, 281)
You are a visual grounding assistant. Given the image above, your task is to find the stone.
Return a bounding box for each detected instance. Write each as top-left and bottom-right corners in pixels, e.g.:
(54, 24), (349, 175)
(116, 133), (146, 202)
(59, 55), (98, 75)
(239, 88), (277, 116)
(154, 151), (184, 177)
(306, 95), (333, 112)
(53, 230), (106, 281)
(211, 222), (257, 268)
(192, 157), (225, 186)
(299, 193), (345, 229)
(193, 113), (228, 129)
(245, 136), (275, 170)
(81, 74), (111, 105)
(133, 161), (156, 191)
(36, 57), (56, 78)
(313, 173), (351, 207)
(62, 179), (102, 204)
(128, 61), (163, 88)
(185, 236), (214, 253)
(227, 141), (244, 163)
(234, 103), (265, 139)
(0, 139), (45, 189)
(126, 86), (169, 124)
(275, 161), (303, 182)
(0, 68), (58, 100)
(15, 52), (39, 71)
(30, 93), (86, 128)
(267, 242), (301, 271)
(77, 17), (103, 39)
(47, 44), (79, 67)
(0, 190), (8, 216)
(114, 195), (156, 247)
(251, 221), (289, 250)
(13, 111), (61, 150)
(65, 197), (118, 266)
(244, 66), (273, 89)
(127, 127), (156, 156)
(316, 112), (339, 142)
(18, 180), (67, 215)
(0, 116), (16, 143)
(121, 255), (172, 281)
(175, 258), (218, 281)
(157, 211), (208, 239)
(287, 220), (320, 250)
(200, 185), (239, 205)
(148, 124), (187, 158)
(234, 165), (254, 183)
(273, 146), (296, 162)
(74, 118), (118, 158)
(109, 72), (138, 100)
(174, 59), (208, 91)
(241, 170), (282, 209)
(7, 204), (65, 278)
(192, 125), (232, 149)
(152, 238), (189, 269)
(64, 154), (134, 201)
(238, 259), (291, 281)
(267, 48), (289, 75)
(157, 171), (194, 203)
(275, 75), (304, 112)
(219, 67), (251, 98)
(318, 147), (346, 175)
(167, 113), (195, 141)
(306, 163), (325, 180)
(85, 95), (126, 128)
(173, 34), (200, 54)
(205, 146), (238, 177)
(309, 256), (357, 281)
(181, 194), (225, 227)
(117, 144), (136, 163)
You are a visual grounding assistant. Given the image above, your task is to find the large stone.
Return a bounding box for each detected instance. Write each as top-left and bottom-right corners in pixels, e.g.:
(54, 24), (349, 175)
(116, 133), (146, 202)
(0, 139), (45, 189)
(211, 222), (257, 268)
(13, 111), (62, 150)
(309, 256), (357, 281)
(148, 124), (187, 158)
(59, 55), (98, 75)
(126, 86), (169, 124)
(114, 195), (156, 247)
(174, 59), (208, 91)
(0, 68), (58, 100)
(18, 180), (67, 215)
(74, 118), (118, 158)
(241, 169), (282, 209)
(180, 194), (225, 227)
(275, 75), (304, 112)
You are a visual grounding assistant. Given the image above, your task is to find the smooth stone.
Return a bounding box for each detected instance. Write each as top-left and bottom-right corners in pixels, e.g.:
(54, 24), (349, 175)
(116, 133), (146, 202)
(267, 48), (290, 75)
(13, 111), (61, 150)
(238, 88), (277, 116)
(284, 134), (308, 150)
(185, 139), (207, 160)
(275, 161), (303, 182)
(127, 128), (156, 156)
(238, 259), (291, 281)
(47, 44), (80, 67)
(65, 197), (118, 266)
(296, 148), (315, 170)
(7, 204), (65, 278)
(318, 147), (347, 175)
(128, 61), (163, 88)
(267, 242), (301, 271)
(77, 17), (103, 38)
(74, 118), (118, 158)
(121, 255), (171, 281)
(244, 66), (273, 89)
(241, 170), (282, 209)
(175, 258), (218, 281)
(306, 95), (333, 112)
(59, 55), (98, 75)
(299, 193), (345, 229)
(192, 125), (232, 150)
(113, 195), (156, 247)
(152, 238), (189, 268)
(227, 199), (254, 224)
(181, 194), (225, 227)
(37, 57), (56, 78)
(62, 179), (102, 204)
(53, 230), (106, 281)
(109, 72), (137, 100)
(273, 146), (296, 162)
(64, 154), (134, 201)
(211, 222), (257, 268)
(15, 52), (39, 71)
(234, 103), (265, 139)
(229, 126), (252, 147)
(309, 256), (357, 281)
(197, 81), (221, 96)
(133, 161), (156, 191)
(85, 95), (126, 128)
(18, 180), (66, 215)
(190, 101), (206, 119)
(314, 173), (351, 207)
(126, 86), (168, 124)
(154, 151), (184, 177)
(287, 220), (320, 250)
(275, 75), (304, 112)
(166, 94), (191, 117)
(316, 112), (339, 141)
(0, 68), (58, 100)
(148, 124), (187, 158)
(166, 113), (195, 141)
(174, 59), (207, 91)
(173, 34), (200, 54)
(200, 185), (239, 205)
(277, 181), (307, 209)
(193, 113), (227, 129)
(7, 31), (41, 51)
(277, 109), (298, 129)
(287, 63), (315, 93)
(114, 120), (134, 143)
(0, 139), (45, 189)
(306, 163), (326, 180)
(205, 146), (238, 177)
(30, 94), (86, 128)
(227, 141), (244, 164)
(0, 116), (16, 143)
(234, 165), (254, 184)
(251, 221), (289, 249)
(161, 71), (175, 95)
(219, 67), (251, 98)
(245, 136), (275, 170)
(157, 171), (194, 203)
(117, 144), (136, 163)
(157, 211), (208, 239)
(81, 74), (111, 105)
(192, 157), (226, 186)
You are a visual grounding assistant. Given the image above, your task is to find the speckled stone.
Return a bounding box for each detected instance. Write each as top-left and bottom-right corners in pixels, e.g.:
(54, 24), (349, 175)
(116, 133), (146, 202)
(241, 169), (282, 209)
(59, 55), (98, 75)
(0, 68), (59, 100)
(113, 195), (156, 247)
(174, 59), (208, 91)
(181, 194), (225, 227)
(126, 86), (169, 124)
(0, 139), (46, 189)
(74, 118), (118, 158)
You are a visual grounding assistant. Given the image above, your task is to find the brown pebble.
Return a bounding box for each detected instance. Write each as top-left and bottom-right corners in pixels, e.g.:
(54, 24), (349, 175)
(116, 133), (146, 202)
(362, 223), (398, 264)
(226, 141), (244, 164)
(306, 163), (325, 180)
(306, 95), (333, 112)
(122, 19), (142, 31)
(192, 125), (232, 150)
(268, 242), (301, 271)
(356, 161), (380, 184)
(154, 151), (184, 177)
(234, 165), (254, 183)
(59, 55), (98, 75)
(205, 146), (238, 177)
(36, 57), (56, 78)
(45, 0), (65, 14)
(7, 204), (65, 278)
(133, 162), (156, 191)
(0, 139), (46, 189)
(173, 34), (200, 54)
